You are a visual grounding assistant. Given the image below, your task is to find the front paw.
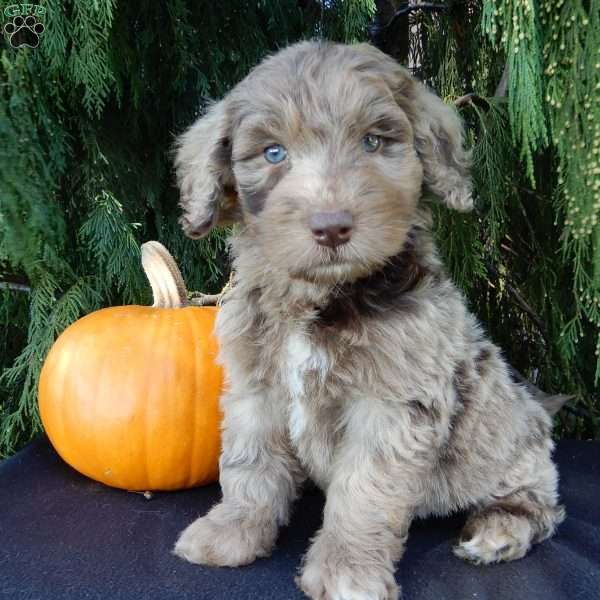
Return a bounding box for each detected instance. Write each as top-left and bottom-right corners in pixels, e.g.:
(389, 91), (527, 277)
(297, 533), (400, 600)
(173, 504), (276, 567)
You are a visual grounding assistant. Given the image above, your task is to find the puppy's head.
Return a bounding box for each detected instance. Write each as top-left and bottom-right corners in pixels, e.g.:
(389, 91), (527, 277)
(175, 41), (471, 283)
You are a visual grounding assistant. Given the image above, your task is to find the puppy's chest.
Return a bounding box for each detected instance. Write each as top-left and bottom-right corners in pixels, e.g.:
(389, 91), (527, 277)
(282, 330), (343, 481)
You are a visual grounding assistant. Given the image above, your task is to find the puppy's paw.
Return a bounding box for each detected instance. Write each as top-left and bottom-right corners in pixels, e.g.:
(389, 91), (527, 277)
(297, 534), (400, 600)
(173, 506), (276, 567)
(453, 513), (532, 565)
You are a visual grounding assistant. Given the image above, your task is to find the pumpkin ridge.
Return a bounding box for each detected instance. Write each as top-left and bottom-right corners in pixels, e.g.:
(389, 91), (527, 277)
(145, 307), (172, 490)
(185, 307), (201, 488)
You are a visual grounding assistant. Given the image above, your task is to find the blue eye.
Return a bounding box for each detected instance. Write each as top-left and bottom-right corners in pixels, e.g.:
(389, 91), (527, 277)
(363, 134), (381, 153)
(264, 144), (287, 164)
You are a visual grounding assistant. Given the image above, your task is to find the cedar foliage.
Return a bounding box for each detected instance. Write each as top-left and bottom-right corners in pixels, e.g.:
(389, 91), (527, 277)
(0, 0), (598, 457)
(420, 1), (600, 438)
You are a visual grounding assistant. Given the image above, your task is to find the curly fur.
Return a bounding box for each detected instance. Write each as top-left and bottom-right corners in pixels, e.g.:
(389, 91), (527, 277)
(173, 41), (565, 600)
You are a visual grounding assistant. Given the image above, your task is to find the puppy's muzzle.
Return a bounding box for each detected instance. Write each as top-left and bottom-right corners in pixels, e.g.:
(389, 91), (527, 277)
(310, 210), (353, 248)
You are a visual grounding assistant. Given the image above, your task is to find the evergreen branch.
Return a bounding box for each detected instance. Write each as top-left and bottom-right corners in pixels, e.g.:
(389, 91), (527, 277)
(494, 61), (509, 97)
(485, 259), (550, 347)
(0, 282), (30, 293)
(454, 93), (491, 110)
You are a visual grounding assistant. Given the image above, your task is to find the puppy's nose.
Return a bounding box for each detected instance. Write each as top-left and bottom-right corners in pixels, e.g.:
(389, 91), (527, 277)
(310, 211), (353, 248)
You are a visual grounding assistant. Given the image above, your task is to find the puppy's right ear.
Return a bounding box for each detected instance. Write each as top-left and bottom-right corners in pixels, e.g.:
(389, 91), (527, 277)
(175, 99), (239, 238)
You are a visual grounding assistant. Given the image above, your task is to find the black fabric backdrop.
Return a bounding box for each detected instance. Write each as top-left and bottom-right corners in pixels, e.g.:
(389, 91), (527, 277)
(1, 437), (599, 599)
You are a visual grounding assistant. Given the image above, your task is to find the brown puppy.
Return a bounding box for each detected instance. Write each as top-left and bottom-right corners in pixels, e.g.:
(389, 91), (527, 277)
(173, 41), (565, 600)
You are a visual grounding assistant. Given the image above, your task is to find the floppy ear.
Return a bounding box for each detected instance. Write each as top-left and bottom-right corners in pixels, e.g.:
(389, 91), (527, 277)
(175, 99), (240, 239)
(389, 65), (472, 211)
(410, 84), (473, 211)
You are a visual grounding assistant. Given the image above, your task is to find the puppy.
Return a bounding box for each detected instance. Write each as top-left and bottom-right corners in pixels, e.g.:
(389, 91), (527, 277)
(173, 41), (565, 600)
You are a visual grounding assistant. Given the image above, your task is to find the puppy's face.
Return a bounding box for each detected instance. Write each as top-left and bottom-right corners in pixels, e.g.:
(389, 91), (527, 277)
(176, 42), (471, 283)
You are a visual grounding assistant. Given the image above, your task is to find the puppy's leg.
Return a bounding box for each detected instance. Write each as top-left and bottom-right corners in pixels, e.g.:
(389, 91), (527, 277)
(174, 389), (304, 567)
(297, 398), (436, 600)
(298, 478), (410, 600)
(454, 452), (565, 565)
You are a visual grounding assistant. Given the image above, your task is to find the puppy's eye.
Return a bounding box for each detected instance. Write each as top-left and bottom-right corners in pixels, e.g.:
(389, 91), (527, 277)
(264, 144), (287, 164)
(363, 134), (382, 153)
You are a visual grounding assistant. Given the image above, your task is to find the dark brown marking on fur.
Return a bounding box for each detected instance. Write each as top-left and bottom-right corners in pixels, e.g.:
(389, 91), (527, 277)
(429, 402), (442, 423)
(315, 228), (434, 328)
(454, 360), (468, 387)
(458, 520), (476, 543)
(474, 346), (492, 378)
(239, 164), (289, 215)
(438, 361), (475, 467)
(212, 135), (233, 177)
(370, 114), (412, 139)
(408, 399), (441, 424)
(242, 188), (267, 215)
(408, 399), (429, 419)
(449, 361), (474, 430)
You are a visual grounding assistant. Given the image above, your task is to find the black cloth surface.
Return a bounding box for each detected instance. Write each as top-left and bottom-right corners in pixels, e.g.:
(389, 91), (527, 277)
(1, 437), (599, 600)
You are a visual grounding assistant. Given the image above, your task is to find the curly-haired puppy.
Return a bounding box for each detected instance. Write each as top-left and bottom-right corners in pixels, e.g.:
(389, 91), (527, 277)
(173, 41), (565, 600)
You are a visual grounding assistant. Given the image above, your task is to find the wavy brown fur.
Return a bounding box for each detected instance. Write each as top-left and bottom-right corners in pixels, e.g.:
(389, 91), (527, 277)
(172, 41), (565, 600)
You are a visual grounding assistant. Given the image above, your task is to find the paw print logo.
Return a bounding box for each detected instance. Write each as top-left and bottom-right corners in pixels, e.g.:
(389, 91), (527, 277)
(4, 15), (45, 49)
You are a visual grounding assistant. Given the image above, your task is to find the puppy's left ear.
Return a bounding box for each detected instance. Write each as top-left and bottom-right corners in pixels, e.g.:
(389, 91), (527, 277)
(404, 81), (473, 211)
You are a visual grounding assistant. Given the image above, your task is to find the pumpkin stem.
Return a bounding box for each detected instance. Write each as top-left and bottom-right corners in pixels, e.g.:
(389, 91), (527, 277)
(141, 241), (189, 308)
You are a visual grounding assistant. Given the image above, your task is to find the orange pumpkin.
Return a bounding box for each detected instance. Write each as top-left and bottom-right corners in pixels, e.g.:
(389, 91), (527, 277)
(38, 241), (223, 491)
